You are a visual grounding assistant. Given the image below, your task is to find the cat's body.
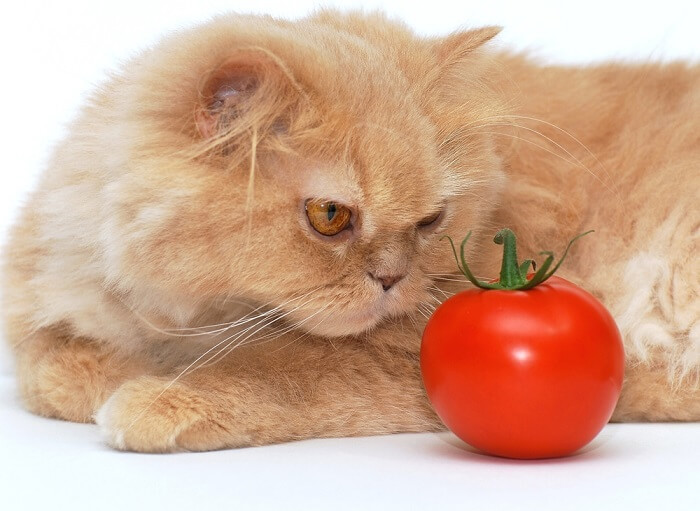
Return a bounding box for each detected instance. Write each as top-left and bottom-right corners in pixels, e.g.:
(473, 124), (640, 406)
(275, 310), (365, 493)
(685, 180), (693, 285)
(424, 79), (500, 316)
(3, 11), (698, 452)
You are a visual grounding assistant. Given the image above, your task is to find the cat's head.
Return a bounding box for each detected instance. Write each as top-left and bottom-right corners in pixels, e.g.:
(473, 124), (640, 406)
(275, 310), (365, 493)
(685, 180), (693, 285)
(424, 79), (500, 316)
(104, 11), (505, 337)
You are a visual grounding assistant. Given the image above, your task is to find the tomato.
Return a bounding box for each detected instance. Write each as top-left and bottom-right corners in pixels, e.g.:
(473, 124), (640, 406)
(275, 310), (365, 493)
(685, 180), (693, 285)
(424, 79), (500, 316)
(421, 229), (624, 459)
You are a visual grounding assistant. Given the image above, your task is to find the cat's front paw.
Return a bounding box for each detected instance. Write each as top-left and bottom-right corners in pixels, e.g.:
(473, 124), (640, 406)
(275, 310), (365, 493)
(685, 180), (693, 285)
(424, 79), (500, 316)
(95, 376), (251, 452)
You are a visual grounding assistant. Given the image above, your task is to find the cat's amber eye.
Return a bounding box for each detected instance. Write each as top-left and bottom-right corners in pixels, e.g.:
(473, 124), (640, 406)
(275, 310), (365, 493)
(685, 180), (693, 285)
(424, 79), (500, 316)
(417, 210), (442, 228)
(305, 199), (353, 236)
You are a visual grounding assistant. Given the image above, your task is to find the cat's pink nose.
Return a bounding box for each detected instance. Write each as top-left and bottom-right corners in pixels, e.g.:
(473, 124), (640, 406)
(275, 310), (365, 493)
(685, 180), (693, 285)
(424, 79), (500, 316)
(369, 272), (405, 291)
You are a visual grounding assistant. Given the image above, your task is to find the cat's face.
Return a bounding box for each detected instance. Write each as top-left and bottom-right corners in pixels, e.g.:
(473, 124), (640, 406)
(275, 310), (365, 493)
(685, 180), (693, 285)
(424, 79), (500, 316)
(106, 13), (504, 337)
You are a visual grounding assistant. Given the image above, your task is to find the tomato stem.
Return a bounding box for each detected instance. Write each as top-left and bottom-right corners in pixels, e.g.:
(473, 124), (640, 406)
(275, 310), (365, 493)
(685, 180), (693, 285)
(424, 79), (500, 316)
(494, 229), (527, 288)
(441, 228), (593, 290)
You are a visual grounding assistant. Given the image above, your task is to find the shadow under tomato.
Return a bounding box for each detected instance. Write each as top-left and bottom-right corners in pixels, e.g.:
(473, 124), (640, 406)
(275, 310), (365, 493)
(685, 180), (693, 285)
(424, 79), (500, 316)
(427, 429), (624, 465)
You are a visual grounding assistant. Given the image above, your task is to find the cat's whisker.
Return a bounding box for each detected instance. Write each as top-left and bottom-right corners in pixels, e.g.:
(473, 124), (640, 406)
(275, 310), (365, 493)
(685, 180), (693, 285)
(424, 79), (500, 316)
(161, 298), (274, 332)
(121, 289), (323, 432)
(193, 313), (289, 370)
(268, 298), (339, 354)
(126, 287), (322, 340)
(426, 292), (442, 305)
(158, 310), (276, 338)
(415, 306), (430, 320)
(428, 285), (451, 300)
(247, 296), (338, 347)
(197, 287), (339, 367)
(429, 276), (474, 283)
(127, 300), (273, 339)
(426, 272), (490, 281)
(429, 290), (449, 301)
(406, 312), (421, 333)
(194, 292), (325, 369)
(113, 293), (265, 338)
(161, 294), (303, 334)
(120, 312), (277, 434)
(420, 298), (437, 310)
(200, 297), (338, 365)
(426, 280), (464, 288)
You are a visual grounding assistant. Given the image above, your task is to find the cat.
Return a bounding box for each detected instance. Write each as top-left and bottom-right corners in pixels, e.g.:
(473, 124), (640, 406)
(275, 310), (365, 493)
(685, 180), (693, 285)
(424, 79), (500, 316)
(2, 10), (698, 453)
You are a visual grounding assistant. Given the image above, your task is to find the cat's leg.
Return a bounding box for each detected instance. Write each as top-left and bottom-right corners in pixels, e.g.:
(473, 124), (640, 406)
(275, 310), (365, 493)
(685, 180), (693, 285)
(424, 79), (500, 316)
(95, 330), (441, 452)
(13, 327), (147, 423)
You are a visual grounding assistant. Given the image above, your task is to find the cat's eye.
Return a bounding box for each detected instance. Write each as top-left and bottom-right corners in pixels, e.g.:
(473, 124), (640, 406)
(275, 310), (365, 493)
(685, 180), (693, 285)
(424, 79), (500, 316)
(305, 199), (353, 236)
(417, 210), (443, 228)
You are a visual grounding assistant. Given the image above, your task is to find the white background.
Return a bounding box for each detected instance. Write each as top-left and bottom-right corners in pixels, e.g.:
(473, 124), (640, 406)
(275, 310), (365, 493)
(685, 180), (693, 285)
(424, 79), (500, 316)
(0, 1), (698, 510)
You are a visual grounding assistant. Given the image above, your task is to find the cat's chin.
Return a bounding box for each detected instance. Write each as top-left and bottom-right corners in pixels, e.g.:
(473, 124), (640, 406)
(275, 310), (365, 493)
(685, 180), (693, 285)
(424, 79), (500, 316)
(300, 307), (384, 338)
(295, 294), (420, 338)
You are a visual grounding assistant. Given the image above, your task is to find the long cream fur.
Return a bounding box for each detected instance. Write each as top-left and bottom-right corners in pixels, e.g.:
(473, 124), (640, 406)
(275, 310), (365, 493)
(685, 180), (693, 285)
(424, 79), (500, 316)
(2, 10), (698, 452)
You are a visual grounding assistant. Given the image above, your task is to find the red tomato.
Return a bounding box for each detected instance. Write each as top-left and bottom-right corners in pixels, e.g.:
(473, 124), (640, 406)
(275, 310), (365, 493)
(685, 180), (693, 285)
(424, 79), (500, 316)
(421, 275), (624, 459)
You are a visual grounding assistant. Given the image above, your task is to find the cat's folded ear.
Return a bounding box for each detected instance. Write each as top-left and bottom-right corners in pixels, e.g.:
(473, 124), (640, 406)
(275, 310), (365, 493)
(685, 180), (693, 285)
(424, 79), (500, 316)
(195, 48), (301, 141)
(430, 26), (502, 79)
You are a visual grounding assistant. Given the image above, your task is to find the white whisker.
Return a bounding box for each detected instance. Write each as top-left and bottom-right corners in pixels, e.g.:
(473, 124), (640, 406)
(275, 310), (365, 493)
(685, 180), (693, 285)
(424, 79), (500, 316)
(196, 291), (324, 368)
(120, 287), (323, 432)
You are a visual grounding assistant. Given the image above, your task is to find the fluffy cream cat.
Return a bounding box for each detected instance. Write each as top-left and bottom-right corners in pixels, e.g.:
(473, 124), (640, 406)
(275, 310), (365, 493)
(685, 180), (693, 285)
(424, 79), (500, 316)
(2, 10), (698, 452)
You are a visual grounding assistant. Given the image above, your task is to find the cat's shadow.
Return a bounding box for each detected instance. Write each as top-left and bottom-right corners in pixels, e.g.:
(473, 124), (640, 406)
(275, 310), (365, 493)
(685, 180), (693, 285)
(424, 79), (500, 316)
(426, 428), (624, 465)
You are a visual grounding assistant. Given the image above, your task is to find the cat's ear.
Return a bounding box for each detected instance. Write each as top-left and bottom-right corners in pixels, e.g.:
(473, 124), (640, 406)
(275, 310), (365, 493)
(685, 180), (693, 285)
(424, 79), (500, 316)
(432, 26), (502, 75)
(195, 48), (299, 140)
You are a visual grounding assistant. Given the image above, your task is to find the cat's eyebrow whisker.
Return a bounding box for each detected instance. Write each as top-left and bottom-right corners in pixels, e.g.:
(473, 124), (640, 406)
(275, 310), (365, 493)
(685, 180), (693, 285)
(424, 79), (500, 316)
(441, 114), (621, 204)
(477, 130), (584, 177)
(446, 127), (648, 257)
(464, 113), (618, 197)
(475, 121), (620, 200)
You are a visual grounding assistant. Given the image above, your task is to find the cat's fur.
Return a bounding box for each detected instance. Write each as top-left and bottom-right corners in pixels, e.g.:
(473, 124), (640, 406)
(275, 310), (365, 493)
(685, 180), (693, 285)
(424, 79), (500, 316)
(2, 11), (698, 452)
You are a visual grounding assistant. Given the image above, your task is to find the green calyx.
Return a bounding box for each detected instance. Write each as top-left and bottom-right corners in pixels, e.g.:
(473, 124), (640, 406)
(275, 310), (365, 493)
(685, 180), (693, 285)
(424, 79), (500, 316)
(441, 228), (593, 291)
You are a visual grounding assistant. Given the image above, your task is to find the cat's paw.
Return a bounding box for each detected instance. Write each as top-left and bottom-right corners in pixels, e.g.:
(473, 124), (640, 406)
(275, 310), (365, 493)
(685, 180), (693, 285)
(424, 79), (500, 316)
(95, 376), (247, 452)
(20, 341), (112, 423)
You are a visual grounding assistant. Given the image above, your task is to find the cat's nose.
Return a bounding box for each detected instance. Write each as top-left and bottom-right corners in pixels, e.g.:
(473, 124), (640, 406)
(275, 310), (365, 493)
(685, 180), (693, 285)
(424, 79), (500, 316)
(369, 272), (405, 292)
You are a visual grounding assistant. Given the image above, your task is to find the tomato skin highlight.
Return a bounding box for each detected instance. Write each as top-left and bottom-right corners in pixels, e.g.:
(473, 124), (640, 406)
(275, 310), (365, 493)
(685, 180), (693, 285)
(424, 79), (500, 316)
(420, 276), (625, 459)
